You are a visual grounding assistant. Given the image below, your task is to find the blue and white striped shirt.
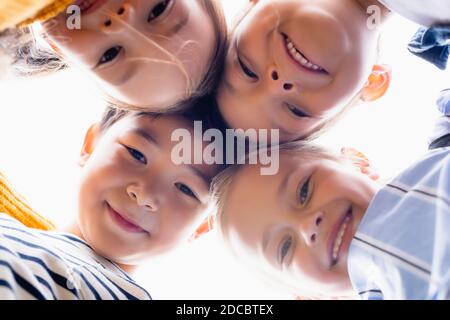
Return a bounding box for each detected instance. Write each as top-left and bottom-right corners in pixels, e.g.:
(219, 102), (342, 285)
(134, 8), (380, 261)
(348, 90), (450, 300)
(0, 214), (151, 300)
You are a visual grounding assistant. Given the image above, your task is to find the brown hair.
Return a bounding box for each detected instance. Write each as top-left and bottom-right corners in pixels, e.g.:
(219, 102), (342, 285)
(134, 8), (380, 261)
(99, 93), (228, 140)
(1, 0), (228, 111)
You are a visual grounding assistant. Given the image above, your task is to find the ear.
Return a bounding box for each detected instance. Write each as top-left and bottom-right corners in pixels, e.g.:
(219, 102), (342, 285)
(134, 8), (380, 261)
(43, 36), (65, 59)
(79, 123), (101, 167)
(189, 215), (215, 242)
(341, 147), (380, 181)
(361, 64), (392, 102)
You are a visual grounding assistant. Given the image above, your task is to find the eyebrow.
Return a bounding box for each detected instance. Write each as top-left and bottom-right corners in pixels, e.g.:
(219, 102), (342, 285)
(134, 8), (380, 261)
(278, 173), (290, 200)
(262, 229), (271, 252)
(132, 128), (158, 146)
(118, 64), (138, 86)
(189, 166), (211, 190)
(168, 9), (190, 37)
(222, 40), (242, 97)
(262, 227), (280, 258)
(235, 38), (258, 78)
(224, 76), (237, 96)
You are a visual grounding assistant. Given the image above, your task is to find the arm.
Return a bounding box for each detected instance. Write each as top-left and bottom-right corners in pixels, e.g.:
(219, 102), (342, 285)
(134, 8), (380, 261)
(0, 171), (55, 230)
(429, 89), (450, 150)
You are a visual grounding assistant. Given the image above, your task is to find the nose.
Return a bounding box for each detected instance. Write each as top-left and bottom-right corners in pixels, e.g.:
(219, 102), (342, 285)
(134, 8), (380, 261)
(127, 184), (159, 212)
(100, 3), (135, 33)
(298, 211), (323, 246)
(266, 67), (295, 96)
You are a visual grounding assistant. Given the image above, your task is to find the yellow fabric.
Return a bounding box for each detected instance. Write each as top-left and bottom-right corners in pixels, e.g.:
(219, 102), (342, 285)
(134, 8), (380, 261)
(0, 0), (73, 31)
(0, 171), (55, 231)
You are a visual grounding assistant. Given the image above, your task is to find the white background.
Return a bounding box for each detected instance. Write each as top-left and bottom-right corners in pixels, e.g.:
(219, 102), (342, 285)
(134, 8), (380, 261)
(0, 1), (449, 299)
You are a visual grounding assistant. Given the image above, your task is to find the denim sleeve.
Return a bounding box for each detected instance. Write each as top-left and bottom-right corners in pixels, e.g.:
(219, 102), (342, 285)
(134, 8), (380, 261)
(408, 26), (450, 70)
(429, 89), (450, 150)
(437, 89), (450, 116)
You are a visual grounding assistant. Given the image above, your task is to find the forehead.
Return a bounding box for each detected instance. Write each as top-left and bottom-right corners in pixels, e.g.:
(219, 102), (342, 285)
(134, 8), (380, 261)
(106, 114), (220, 179)
(224, 163), (282, 240)
(106, 113), (192, 136)
(223, 152), (335, 226)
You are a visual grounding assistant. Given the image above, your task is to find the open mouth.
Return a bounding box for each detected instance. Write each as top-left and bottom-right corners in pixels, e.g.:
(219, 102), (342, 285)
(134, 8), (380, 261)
(281, 33), (327, 74)
(107, 202), (148, 234)
(73, 0), (108, 14)
(329, 207), (353, 266)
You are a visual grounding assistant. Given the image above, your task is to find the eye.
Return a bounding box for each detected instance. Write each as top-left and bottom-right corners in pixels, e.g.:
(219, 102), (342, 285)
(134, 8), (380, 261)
(279, 235), (293, 265)
(287, 103), (310, 118)
(98, 46), (122, 65)
(298, 177), (311, 205)
(126, 147), (147, 164)
(175, 182), (199, 201)
(238, 56), (258, 80)
(148, 0), (171, 22)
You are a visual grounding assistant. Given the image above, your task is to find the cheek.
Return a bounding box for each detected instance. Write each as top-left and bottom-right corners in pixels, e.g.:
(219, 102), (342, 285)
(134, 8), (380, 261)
(160, 202), (205, 243)
(79, 152), (128, 200)
(336, 43), (377, 100)
(291, 251), (343, 293)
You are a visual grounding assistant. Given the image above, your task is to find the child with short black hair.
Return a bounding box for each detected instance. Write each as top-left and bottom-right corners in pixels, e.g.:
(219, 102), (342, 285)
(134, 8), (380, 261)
(0, 104), (222, 299)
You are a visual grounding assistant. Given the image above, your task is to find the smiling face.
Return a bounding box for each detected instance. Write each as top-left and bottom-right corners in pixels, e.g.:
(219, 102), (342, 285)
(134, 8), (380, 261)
(217, 0), (380, 142)
(77, 114), (218, 264)
(219, 150), (379, 297)
(43, 0), (216, 109)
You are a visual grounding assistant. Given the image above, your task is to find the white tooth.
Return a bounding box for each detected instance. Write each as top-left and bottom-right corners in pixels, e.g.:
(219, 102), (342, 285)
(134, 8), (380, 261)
(286, 37), (324, 72)
(332, 217), (351, 262)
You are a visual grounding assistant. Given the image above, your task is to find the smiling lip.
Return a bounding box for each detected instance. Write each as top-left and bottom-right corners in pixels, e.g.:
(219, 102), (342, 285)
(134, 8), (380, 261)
(73, 0), (109, 15)
(327, 207), (353, 266)
(280, 33), (327, 75)
(107, 203), (147, 234)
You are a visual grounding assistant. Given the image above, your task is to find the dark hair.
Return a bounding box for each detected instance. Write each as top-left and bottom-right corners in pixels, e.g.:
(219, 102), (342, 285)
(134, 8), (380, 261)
(0, 27), (67, 77)
(99, 94), (227, 136)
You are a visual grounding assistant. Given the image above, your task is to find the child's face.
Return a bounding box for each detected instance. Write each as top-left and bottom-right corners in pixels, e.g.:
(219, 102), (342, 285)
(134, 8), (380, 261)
(78, 114), (217, 264)
(221, 152), (379, 296)
(217, 0), (379, 141)
(44, 0), (215, 109)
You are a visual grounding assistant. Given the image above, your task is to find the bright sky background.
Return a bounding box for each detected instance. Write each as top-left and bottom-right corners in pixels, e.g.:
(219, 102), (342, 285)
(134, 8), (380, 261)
(0, 1), (449, 299)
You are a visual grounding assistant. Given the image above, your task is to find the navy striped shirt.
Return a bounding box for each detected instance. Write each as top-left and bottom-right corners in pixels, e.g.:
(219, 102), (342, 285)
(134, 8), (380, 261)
(0, 214), (151, 300)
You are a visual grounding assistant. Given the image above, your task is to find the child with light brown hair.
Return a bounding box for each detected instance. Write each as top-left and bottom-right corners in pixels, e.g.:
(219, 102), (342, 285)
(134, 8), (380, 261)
(1, 0), (228, 111)
(213, 89), (450, 299)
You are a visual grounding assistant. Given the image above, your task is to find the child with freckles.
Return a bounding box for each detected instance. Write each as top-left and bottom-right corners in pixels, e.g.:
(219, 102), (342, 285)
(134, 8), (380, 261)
(212, 89), (450, 300)
(0, 106), (221, 299)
